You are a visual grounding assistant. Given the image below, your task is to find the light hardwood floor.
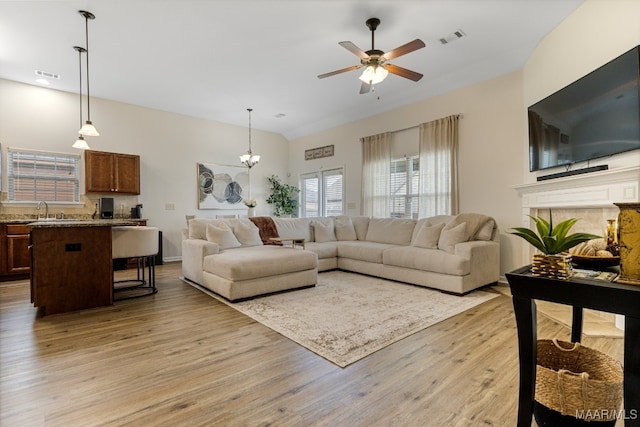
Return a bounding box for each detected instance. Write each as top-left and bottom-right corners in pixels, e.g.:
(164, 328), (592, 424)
(0, 263), (624, 426)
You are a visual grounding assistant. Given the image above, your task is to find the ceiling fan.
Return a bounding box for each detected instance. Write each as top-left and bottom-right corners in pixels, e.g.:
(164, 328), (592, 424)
(318, 17), (425, 94)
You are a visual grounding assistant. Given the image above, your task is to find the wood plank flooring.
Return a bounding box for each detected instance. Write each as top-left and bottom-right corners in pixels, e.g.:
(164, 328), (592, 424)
(0, 263), (624, 426)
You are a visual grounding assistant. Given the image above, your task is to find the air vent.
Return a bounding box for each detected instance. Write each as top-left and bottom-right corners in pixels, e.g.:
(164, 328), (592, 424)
(439, 29), (466, 45)
(34, 70), (61, 80)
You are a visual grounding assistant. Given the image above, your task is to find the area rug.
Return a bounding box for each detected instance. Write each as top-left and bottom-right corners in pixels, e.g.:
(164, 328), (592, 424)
(191, 271), (499, 367)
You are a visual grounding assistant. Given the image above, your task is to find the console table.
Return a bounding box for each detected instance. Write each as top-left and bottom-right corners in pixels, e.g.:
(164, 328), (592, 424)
(506, 265), (640, 427)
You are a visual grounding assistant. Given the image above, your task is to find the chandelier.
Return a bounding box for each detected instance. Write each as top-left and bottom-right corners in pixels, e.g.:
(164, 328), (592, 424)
(240, 108), (260, 168)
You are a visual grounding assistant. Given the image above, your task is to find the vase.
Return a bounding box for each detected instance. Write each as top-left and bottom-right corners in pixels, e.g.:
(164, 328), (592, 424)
(247, 207), (255, 217)
(614, 203), (640, 284)
(531, 253), (572, 279)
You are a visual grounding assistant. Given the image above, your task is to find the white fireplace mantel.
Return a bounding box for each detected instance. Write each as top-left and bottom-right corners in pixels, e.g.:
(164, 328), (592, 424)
(513, 166), (640, 209)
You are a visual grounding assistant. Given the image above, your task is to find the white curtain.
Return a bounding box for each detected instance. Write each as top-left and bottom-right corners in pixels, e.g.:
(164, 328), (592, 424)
(361, 132), (391, 217)
(418, 115), (459, 217)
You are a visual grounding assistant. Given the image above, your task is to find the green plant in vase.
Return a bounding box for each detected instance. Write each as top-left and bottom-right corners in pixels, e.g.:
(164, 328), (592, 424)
(510, 210), (600, 278)
(266, 175), (300, 217)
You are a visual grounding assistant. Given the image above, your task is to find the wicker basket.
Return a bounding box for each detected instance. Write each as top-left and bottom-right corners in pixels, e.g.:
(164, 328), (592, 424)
(535, 339), (623, 424)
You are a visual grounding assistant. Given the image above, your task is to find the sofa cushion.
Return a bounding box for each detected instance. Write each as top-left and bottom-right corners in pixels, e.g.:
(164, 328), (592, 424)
(273, 218), (312, 242)
(233, 220), (263, 247)
(411, 215), (452, 244)
(206, 223), (241, 249)
(383, 246), (470, 276)
(313, 219), (336, 243)
(412, 222), (446, 249)
(304, 241), (339, 259)
(203, 246), (317, 281)
(365, 218), (416, 245)
(351, 216), (370, 241)
(449, 213), (495, 241)
(476, 219), (496, 241)
(189, 217), (235, 240)
(334, 216), (357, 241)
(337, 241), (398, 264)
(438, 222), (469, 253)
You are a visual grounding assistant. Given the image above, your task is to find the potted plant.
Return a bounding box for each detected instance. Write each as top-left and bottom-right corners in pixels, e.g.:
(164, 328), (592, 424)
(510, 210), (600, 279)
(266, 175), (300, 217)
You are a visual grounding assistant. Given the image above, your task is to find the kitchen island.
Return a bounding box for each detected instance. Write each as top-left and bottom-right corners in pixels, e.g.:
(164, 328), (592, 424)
(29, 220), (141, 316)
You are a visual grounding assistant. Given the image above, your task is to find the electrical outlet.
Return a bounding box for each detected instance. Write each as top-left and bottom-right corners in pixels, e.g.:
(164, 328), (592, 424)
(165, 203), (175, 210)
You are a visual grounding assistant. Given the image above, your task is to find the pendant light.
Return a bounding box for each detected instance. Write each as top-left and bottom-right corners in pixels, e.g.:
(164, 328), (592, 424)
(77, 10), (99, 137)
(239, 108), (260, 168)
(72, 46), (90, 150)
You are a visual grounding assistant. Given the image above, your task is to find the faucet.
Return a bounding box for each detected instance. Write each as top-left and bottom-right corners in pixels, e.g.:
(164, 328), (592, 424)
(36, 201), (49, 219)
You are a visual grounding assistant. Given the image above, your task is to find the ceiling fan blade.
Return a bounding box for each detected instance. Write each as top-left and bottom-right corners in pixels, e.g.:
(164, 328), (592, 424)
(317, 64), (363, 79)
(385, 63), (423, 82)
(339, 41), (369, 59)
(383, 39), (425, 60)
(359, 82), (371, 95)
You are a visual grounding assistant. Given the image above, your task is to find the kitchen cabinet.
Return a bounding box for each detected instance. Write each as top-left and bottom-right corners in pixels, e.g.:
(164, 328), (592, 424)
(0, 223), (31, 280)
(85, 150), (140, 194)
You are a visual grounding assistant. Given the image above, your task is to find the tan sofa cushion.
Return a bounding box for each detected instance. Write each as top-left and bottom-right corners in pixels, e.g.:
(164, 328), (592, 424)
(383, 246), (470, 276)
(365, 218), (416, 245)
(351, 216), (370, 241)
(203, 246), (317, 281)
(273, 218), (312, 242)
(313, 219), (336, 243)
(337, 241), (398, 264)
(412, 222), (446, 249)
(334, 216), (357, 241)
(233, 220), (263, 247)
(304, 242), (338, 259)
(438, 222), (469, 253)
(411, 215), (452, 244)
(206, 223), (241, 249)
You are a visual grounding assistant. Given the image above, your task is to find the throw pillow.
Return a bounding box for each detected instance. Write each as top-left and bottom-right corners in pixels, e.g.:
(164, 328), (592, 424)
(233, 220), (263, 247)
(438, 222), (469, 253)
(334, 217), (357, 241)
(206, 223), (241, 249)
(475, 219), (495, 241)
(314, 221), (337, 243)
(413, 222), (446, 249)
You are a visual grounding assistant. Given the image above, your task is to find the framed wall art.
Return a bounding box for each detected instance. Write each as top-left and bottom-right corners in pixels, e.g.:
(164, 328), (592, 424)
(197, 162), (248, 209)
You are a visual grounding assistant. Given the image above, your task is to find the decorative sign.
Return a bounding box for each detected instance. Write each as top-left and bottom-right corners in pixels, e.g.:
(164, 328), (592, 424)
(305, 145), (334, 160)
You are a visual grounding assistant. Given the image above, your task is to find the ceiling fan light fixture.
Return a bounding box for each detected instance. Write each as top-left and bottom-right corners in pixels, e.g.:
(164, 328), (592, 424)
(358, 65), (388, 85)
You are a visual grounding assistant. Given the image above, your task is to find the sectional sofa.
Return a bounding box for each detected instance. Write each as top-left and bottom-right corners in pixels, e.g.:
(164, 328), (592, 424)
(182, 213), (500, 301)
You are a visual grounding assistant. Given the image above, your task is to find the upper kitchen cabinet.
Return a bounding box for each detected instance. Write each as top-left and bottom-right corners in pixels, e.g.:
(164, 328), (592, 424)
(85, 150), (140, 194)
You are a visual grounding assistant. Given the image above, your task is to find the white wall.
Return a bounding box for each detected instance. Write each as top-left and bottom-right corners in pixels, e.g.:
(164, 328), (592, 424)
(523, 0), (640, 183)
(288, 71), (525, 275)
(0, 79), (290, 261)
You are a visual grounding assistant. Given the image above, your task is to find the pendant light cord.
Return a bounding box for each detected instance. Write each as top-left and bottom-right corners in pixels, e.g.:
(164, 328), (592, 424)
(247, 108), (253, 154)
(84, 14), (91, 122)
(78, 48), (83, 127)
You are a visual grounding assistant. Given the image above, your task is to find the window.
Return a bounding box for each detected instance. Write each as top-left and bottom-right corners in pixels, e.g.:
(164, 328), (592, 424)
(7, 148), (80, 202)
(390, 156), (419, 219)
(300, 168), (344, 217)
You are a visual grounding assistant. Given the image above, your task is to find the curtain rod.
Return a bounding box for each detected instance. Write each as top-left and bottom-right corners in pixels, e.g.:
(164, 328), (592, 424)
(390, 113), (463, 134)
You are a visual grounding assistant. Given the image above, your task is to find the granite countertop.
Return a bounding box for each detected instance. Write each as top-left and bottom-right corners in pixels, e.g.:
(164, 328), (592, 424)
(27, 219), (145, 228)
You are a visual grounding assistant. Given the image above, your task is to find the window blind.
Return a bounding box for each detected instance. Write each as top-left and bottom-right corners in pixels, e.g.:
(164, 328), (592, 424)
(7, 148), (80, 202)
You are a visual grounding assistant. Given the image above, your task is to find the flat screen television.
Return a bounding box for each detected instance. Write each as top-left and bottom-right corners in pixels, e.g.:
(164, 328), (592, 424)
(528, 45), (640, 172)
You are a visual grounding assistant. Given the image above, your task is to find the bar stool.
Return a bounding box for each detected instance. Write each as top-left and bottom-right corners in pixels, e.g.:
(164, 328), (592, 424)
(112, 226), (159, 300)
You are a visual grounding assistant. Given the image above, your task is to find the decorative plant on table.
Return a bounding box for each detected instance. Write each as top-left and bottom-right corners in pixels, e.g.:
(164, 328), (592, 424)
(510, 210), (600, 279)
(266, 175), (300, 217)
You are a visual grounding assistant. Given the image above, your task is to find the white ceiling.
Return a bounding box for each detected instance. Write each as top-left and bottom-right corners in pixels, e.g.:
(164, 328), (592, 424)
(0, 0), (583, 140)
